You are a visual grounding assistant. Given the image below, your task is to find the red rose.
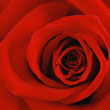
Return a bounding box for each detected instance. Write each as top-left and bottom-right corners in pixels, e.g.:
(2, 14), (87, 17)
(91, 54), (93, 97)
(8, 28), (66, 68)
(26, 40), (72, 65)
(0, 0), (110, 110)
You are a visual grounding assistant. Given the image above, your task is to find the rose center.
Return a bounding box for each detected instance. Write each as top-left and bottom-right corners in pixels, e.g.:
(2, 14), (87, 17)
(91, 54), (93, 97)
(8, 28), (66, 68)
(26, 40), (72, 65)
(56, 46), (87, 82)
(62, 51), (79, 68)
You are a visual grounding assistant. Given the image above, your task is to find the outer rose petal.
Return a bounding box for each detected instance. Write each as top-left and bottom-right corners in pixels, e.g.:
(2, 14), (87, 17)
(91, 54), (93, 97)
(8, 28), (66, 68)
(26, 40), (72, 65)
(96, 93), (110, 110)
(66, 0), (110, 33)
(25, 93), (110, 110)
(0, 82), (29, 110)
(0, 0), (10, 12)
(101, 0), (110, 9)
(25, 99), (84, 110)
(0, 0), (60, 40)
(91, 66), (110, 102)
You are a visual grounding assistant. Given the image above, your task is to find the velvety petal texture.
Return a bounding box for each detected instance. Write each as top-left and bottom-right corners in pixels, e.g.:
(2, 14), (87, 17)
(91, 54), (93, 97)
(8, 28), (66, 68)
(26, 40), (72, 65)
(0, 0), (110, 110)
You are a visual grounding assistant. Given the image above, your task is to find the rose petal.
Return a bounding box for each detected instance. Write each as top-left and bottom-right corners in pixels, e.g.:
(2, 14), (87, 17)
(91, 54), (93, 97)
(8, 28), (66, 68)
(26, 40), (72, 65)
(0, 0), (10, 12)
(91, 64), (110, 102)
(0, 0), (65, 40)
(101, 0), (110, 9)
(66, 0), (110, 33)
(0, 1), (70, 85)
(0, 82), (29, 110)
(25, 93), (110, 110)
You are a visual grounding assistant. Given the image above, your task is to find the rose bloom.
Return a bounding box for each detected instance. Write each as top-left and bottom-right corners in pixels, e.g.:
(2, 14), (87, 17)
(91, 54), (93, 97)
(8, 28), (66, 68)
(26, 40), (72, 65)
(0, 0), (110, 110)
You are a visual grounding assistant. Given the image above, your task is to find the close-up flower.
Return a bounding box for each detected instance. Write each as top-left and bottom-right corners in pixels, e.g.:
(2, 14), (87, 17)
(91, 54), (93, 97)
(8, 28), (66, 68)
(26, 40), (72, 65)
(0, 0), (110, 110)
